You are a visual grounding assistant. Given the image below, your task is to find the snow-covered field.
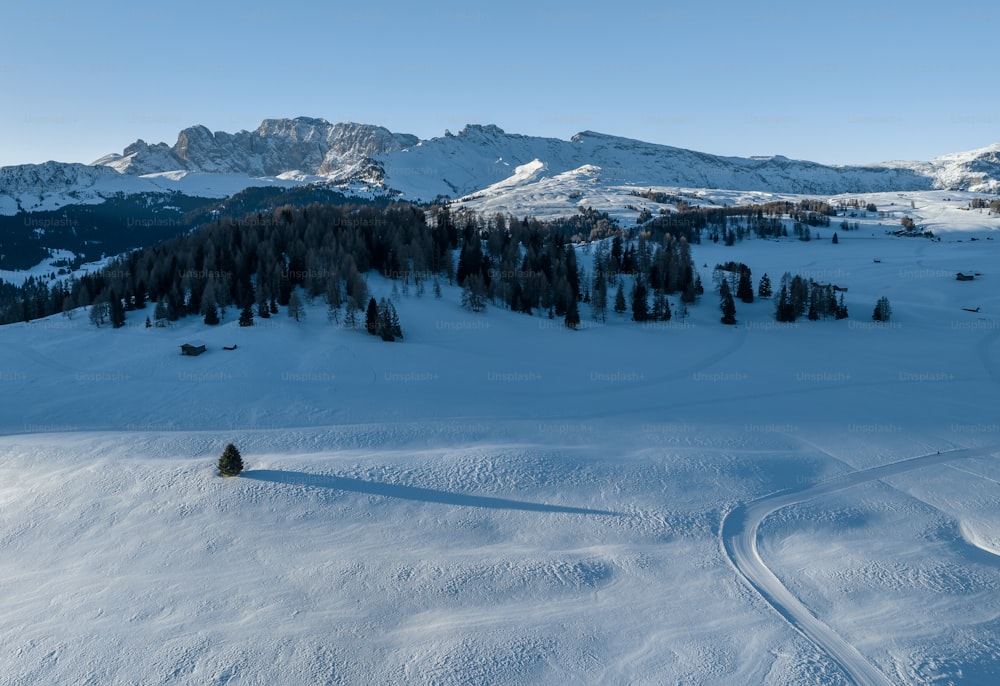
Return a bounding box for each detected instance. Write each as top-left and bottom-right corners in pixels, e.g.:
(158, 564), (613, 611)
(2, 195), (1000, 684)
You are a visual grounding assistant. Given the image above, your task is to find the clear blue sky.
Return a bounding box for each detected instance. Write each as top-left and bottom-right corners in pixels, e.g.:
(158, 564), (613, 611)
(2, 0), (997, 167)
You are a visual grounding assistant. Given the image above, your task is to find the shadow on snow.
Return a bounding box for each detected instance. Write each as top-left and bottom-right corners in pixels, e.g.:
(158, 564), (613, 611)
(241, 469), (621, 516)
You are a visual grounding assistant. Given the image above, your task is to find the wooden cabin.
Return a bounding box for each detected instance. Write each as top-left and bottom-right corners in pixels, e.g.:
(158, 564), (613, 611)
(956, 272), (975, 281)
(180, 343), (207, 356)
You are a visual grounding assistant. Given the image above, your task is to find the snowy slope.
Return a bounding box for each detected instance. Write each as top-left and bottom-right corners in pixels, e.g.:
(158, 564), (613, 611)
(2, 204), (1000, 684)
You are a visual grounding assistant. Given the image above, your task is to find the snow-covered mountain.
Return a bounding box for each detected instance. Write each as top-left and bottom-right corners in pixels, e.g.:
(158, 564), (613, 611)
(92, 120), (1000, 198)
(94, 118), (418, 182)
(379, 125), (1000, 198)
(1, 117), (997, 216)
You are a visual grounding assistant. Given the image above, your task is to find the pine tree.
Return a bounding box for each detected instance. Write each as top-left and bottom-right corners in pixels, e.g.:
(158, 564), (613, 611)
(365, 297), (379, 334)
(872, 296), (892, 322)
(565, 295), (580, 329)
(832, 232), (839, 244)
(378, 298), (394, 341)
(631, 279), (649, 322)
(736, 267), (754, 303)
(154, 297), (169, 325)
(758, 273), (772, 298)
(720, 280), (737, 325)
(218, 443), (244, 477)
(613, 283), (627, 314)
(203, 304), (220, 325)
(389, 302), (402, 339)
(775, 284), (796, 322)
(835, 293), (849, 320)
(108, 290), (126, 329)
(681, 279), (697, 304)
(239, 304), (254, 327)
(145, 316), (152, 328)
(591, 268), (607, 322)
(460, 274), (487, 313)
(807, 289), (820, 321)
(433, 277), (442, 299)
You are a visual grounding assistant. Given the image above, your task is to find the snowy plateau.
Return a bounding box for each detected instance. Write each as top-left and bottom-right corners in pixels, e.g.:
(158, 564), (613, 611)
(1, 120), (1000, 685)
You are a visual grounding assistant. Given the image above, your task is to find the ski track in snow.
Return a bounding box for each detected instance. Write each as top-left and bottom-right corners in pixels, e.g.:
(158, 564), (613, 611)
(721, 444), (1000, 686)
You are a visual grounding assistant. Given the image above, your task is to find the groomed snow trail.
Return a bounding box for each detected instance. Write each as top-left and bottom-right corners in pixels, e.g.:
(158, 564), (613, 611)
(721, 445), (1000, 686)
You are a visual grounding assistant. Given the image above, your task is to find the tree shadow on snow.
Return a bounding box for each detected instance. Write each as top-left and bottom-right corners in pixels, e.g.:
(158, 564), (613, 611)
(241, 469), (621, 516)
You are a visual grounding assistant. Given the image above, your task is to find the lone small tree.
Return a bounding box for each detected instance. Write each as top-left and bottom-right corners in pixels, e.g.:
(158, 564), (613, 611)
(872, 296), (892, 322)
(218, 443), (244, 477)
(758, 273), (772, 299)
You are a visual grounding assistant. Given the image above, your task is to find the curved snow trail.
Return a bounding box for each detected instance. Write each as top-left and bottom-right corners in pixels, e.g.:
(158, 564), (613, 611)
(721, 444), (1000, 686)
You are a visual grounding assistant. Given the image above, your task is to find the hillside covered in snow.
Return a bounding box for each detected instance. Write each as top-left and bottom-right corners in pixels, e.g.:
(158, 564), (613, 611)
(2, 206), (1000, 683)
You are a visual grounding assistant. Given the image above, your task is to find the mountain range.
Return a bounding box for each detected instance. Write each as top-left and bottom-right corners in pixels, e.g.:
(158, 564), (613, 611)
(1, 117), (998, 217)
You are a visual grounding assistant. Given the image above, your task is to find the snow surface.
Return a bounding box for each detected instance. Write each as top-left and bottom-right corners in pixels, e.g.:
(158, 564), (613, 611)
(2, 196), (1000, 684)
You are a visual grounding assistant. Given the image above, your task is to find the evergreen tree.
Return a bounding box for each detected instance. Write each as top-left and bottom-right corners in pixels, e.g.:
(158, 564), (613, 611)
(239, 304), (254, 327)
(872, 296), (892, 322)
(460, 274), (488, 313)
(591, 269), (607, 322)
(651, 290), (672, 321)
(789, 275), (809, 318)
(154, 297), (168, 325)
(218, 443), (244, 477)
(775, 284), (796, 322)
(720, 280), (737, 325)
(145, 316), (152, 329)
(807, 289), (820, 321)
(108, 290), (126, 329)
(203, 303), (220, 326)
(565, 295), (580, 329)
(388, 301), (402, 339)
(736, 267), (754, 303)
(681, 279), (698, 304)
(433, 277), (442, 299)
(631, 279), (649, 322)
(365, 297), (379, 334)
(613, 283), (627, 314)
(832, 232), (839, 244)
(835, 293), (849, 320)
(758, 273), (772, 298)
(378, 298), (394, 341)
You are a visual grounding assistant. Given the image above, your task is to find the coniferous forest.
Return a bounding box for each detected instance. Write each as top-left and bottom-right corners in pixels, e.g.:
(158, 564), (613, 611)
(0, 196), (872, 330)
(0, 200), (700, 330)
